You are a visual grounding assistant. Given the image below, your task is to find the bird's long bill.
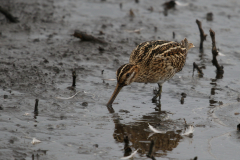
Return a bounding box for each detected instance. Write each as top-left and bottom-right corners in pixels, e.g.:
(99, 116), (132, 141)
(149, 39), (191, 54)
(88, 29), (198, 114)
(106, 83), (123, 107)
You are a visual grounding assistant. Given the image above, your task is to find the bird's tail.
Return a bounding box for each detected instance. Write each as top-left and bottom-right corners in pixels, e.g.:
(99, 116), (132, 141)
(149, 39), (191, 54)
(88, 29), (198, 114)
(181, 38), (195, 51)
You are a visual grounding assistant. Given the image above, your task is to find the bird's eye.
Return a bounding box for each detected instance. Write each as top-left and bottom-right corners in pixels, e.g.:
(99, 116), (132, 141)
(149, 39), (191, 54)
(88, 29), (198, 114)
(126, 73), (130, 77)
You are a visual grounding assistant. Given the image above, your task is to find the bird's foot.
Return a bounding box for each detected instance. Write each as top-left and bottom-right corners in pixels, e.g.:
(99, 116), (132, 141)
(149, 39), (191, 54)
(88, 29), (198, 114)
(152, 94), (161, 103)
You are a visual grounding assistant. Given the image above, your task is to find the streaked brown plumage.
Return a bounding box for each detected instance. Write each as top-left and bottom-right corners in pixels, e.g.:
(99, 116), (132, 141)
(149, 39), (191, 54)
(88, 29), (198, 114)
(107, 38), (194, 107)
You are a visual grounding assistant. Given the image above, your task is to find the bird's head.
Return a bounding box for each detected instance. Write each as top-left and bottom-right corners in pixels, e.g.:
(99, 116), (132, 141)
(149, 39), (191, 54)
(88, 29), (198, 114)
(107, 64), (139, 107)
(116, 64), (139, 86)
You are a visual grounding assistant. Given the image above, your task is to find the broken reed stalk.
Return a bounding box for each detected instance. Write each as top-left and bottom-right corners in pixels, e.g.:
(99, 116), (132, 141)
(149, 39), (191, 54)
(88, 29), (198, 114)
(193, 62), (204, 75)
(34, 99), (39, 115)
(0, 6), (19, 23)
(209, 29), (224, 73)
(196, 19), (207, 50)
(73, 30), (107, 44)
(72, 70), (76, 87)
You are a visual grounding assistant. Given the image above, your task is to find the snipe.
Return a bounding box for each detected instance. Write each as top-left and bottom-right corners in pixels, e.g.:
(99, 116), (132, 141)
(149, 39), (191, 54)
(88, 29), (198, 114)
(107, 38), (194, 107)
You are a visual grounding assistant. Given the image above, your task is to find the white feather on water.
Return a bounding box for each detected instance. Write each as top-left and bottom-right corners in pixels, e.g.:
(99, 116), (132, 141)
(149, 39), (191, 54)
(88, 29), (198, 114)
(175, 1), (189, 6)
(120, 149), (139, 159)
(24, 112), (31, 116)
(218, 52), (225, 56)
(181, 125), (195, 136)
(148, 123), (166, 133)
(125, 28), (144, 33)
(31, 138), (41, 144)
(56, 91), (81, 100)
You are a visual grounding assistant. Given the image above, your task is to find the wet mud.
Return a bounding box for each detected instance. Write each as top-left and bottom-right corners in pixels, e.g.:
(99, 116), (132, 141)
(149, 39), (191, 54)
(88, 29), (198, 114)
(1, 0), (240, 159)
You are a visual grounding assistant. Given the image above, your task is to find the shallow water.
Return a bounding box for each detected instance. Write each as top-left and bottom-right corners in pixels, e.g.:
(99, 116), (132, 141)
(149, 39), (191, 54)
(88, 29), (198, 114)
(0, 0), (240, 159)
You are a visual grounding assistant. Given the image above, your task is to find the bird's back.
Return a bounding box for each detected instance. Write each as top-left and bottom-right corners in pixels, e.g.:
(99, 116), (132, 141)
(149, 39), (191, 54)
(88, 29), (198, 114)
(129, 39), (193, 83)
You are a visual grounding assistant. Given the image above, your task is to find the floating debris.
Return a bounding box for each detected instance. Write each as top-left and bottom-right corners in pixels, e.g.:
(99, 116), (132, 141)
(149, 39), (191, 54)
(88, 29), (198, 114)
(192, 156), (198, 160)
(147, 6), (154, 12)
(72, 70), (76, 87)
(121, 149), (139, 159)
(148, 123), (165, 133)
(175, 1), (189, 6)
(98, 46), (105, 52)
(206, 12), (213, 21)
(163, 0), (176, 10)
(24, 113), (31, 116)
(82, 102), (88, 107)
(99, 30), (105, 35)
(237, 124), (240, 131)
(218, 52), (225, 56)
(162, 0), (188, 16)
(125, 28), (144, 34)
(181, 125), (195, 136)
(154, 26), (157, 32)
(93, 144), (98, 148)
(56, 91), (81, 100)
(129, 9), (135, 17)
(34, 99), (39, 115)
(31, 138), (41, 145)
(73, 30), (107, 44)
(119, 3), (122, 9)
(237, 95), (240, 102)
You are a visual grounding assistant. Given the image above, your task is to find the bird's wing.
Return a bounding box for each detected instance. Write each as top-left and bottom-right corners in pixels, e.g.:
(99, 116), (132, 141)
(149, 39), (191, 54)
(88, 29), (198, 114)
(151, 45), (187, 73)
(129, 40), (180, 66)
(148, 60), (176, 84)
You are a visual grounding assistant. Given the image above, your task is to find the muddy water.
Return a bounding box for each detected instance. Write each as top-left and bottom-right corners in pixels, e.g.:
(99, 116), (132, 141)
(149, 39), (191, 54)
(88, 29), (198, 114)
(1, 0), (240, 159)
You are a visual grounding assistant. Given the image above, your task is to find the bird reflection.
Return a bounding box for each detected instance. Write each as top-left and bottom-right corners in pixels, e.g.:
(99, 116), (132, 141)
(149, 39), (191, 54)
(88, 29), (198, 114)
(113, 116), (182, 157)
(106, 104), (185, 158)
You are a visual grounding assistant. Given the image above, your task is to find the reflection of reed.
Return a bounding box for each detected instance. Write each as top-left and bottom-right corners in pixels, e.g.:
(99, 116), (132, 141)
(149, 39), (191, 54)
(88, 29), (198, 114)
(193, 62), (204, 78)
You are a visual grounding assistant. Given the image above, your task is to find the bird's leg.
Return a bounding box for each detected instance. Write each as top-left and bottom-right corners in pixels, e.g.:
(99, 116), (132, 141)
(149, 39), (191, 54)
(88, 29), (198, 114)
(155, 98), (162, 112)
(152, 84), (162, 102)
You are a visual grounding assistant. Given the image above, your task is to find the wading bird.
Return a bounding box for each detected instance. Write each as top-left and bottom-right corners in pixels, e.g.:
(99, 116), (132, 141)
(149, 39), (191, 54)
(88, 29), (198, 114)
(107, 38), (194, 107)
